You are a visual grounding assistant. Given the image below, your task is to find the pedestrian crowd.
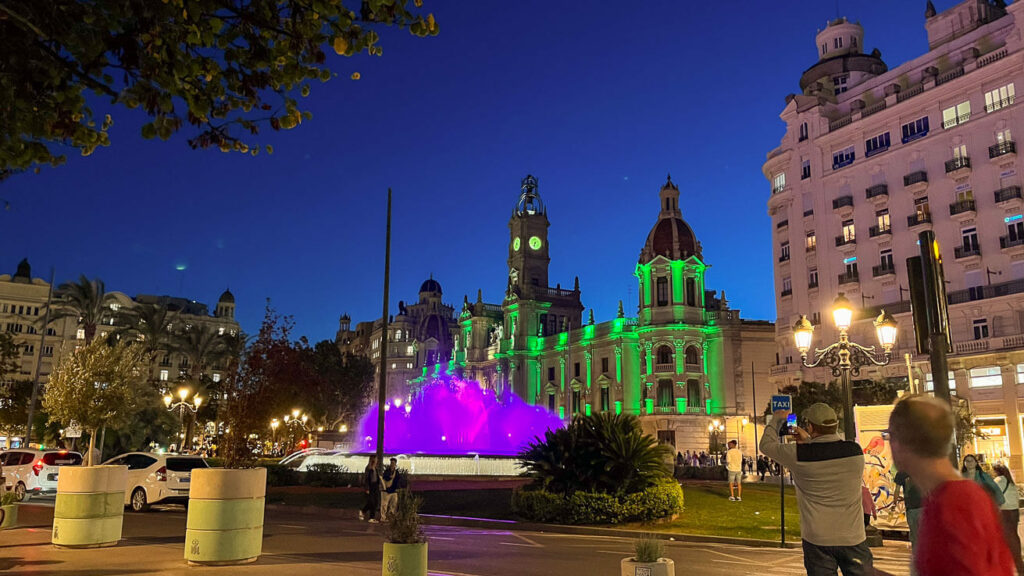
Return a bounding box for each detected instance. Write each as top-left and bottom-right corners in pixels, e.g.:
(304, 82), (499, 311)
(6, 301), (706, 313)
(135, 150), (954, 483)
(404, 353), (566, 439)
(358, 455), (407, 523)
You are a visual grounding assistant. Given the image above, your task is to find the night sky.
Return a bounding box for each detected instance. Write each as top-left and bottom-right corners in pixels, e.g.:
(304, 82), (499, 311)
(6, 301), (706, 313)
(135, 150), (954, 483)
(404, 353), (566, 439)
(2, 1), (936, 342)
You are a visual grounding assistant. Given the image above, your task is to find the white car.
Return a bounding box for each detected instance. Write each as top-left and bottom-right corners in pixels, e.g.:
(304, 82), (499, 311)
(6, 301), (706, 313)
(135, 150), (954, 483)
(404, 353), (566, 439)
(0, 449), (83, 501)
(102, 452), (208, 512)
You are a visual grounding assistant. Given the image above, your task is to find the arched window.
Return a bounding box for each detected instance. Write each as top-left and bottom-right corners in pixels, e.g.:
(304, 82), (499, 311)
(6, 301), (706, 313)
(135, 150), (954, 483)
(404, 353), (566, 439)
(685, 346), (700, 366)
(686, 379), (701, 409)
(656, 345), (673, 366)
(656, 276), (669, 306)
(657, 379), (673, 408)
(685, 277), (696, 306)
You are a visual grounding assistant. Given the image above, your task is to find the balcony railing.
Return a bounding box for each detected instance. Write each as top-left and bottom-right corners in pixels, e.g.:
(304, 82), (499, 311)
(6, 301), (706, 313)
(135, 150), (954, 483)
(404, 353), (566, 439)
(949, 199), (976, 216)
(904, 170), (928, 187)
(835, 235), (856, 247)
(865, 184), (889, 199)
(954, 245), (982, 259)
(832, 195), (854, 210)
(990, 141), (1016, 158)
(778, 253), (790, 263)
(838, 271), (859, 285)
(995, 186), (1023, 203)
(1000, 235), (1024, 249)
(780, 289), (792, 297)
(869, 224), (891, 237)
(803, 209), (814, 217)
(942, 112), (971, 129)
(808, 280), (819, 289)
(865, 277), (1024, 317)
(936, 66), (965, 86)
(872, 263), (896, 277)
(908, 213), (932, 227)
(777, 219), (788, 229)
(652, 406), (676, 415)
(945, 157), (971, 173)
(985, 96), (1015, 113)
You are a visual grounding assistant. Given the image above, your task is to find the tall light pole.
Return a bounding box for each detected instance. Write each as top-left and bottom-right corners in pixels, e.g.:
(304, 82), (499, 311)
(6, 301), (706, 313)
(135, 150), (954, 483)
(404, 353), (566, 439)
(164, 387), (202, 452)
(793, 293), (899, 440)
(375, 188), (393, 468)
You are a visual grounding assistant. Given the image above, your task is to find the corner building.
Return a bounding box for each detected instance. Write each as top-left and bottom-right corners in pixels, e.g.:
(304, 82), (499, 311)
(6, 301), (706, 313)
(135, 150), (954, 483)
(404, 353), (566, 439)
(343, 175), (775, 455)
(765, 1), (1024, 474)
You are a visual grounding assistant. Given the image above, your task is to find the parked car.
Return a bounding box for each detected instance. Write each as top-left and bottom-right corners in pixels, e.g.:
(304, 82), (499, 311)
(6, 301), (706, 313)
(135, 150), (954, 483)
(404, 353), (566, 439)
(102, 452), (208, 512)
(0, 449), (83, 501)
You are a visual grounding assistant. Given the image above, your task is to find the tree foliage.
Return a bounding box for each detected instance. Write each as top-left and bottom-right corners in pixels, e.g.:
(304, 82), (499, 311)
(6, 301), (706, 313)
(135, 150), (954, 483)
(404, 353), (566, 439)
(0, 0), (439, 180)
(48, 275), (115, 344)
(42, 338), (149, 464)
(518, 413), (672, 496)
(304, 339), (375, 428)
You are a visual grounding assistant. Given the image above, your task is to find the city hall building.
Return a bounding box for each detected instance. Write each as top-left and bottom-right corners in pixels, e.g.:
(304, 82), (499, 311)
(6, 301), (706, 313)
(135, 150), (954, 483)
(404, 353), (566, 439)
(339, 175), (775, 453)
(764, 0), (1024, 473)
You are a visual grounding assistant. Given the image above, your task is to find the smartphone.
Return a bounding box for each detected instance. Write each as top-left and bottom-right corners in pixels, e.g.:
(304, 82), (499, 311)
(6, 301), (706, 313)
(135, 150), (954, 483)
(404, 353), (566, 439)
(779, 413), (798, 436)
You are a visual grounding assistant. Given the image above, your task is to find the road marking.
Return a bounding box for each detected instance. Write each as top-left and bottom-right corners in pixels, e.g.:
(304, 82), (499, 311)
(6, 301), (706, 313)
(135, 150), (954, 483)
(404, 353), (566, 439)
(511, 533), (543, 548)
(431, 536), (455, 541)
(278, 524), (305, 529)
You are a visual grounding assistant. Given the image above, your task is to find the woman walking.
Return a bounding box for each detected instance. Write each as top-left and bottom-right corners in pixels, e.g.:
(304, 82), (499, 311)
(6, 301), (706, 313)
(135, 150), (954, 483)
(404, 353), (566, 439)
(962, 454), (1006, 507)
(993, 464), (1024, 575)
(360, 455), (381, 523)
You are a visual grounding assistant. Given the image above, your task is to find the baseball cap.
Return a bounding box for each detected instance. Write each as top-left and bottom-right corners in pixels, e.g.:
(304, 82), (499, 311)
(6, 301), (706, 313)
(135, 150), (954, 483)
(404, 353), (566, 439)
(803, 403), (839, 426)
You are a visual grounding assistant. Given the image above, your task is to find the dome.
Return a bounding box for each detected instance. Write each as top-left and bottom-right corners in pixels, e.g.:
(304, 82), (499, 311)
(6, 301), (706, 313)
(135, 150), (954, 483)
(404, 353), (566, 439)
(638, 175), (701, 263)
(218, 289), (235, 304)
(419, 278), (442, 294)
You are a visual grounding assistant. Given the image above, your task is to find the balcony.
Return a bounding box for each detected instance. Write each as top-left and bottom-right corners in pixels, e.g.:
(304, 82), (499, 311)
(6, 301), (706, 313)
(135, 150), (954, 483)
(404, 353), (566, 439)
(995, 186), (1023, 204)
(778, 253), (791, 263)
(1000, 235), (1024, 252)
(954, 245), (982, 259)
(904, 170), (928, 194)
(652, 406), (677, 415)
(865, 184), (889, 201)
(872, 263), (896, 277)
(838, 271), (860, 285)
(944, 156), (971, 177)
(990, 140), (1016, 159)
(907, 213), (932, 228)
(777, 219), (789, 230)
(869, 224), (891, 238)
(949, 199), (976, 217)
(808, 280), (819, 290)
(985, 96), (1015, 113)
(653, 363), (675, 374)
(835, 235), (856, 248)
(780, 289), (792, 298)
(803, 209), (814, 218)
(942, 112), (971, 129)
(832, 195), (854, 210)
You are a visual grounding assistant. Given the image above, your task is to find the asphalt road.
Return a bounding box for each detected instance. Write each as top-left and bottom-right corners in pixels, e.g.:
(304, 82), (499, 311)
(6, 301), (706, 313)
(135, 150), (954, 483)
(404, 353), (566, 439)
(2, 501), (912, 575)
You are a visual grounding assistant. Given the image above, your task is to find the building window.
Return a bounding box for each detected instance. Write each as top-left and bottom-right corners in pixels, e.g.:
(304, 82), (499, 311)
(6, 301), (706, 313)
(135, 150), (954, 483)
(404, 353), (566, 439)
(985, 83), (1015, 112)
(600, 387), (610, 412)
(973, 318), (990, 340)
(685, 346), (700, 365)
(548, 393), (555, 411)
(822, 43), (828, 55)
(781, 276), (792, 294)
(833, 73), (848, 94)
(657, 379), (673, 408)
(808, 268), (819, 287)
(845, 258), (858, 275)
(962, 226), (979, 252)
(842, 219), (856, 242)
(876, 209), (891, 233)
(998, 128), (1013, 144)
(780, 242), (790, 261)
(942, 101), (971, 129)
(548, 366), (555, 382)
(656, 276), (669, 307)
(574, 362), (580, 378)
(572, 389), (581, 414)
(832, 146), (855, 170)
(865, 132), (891, 157)
(799, 122), (809, 141)
(159, 369), (169, 382)
(42, 345), (53, 356)
(901, 116), (930, 143)
(880, 248), (894, 270)
(772, 172), (786, 194)
(23, 344), (34, 354)
(212, 373), (221, 383)
(969, 366), (1001, 387)
(1007, 217), (1024, 243)
(915, 197), (930, 220)
(953, 143), (968, 161)
(685, 277), (696, 306)
(925, 371), (957, 391)
(1016, 363), (1024, 384)
(601, 357), (609, 373)
(801, 159), (811, 180)
(806, 232), (817, 252)
(656, 345), (673, 366)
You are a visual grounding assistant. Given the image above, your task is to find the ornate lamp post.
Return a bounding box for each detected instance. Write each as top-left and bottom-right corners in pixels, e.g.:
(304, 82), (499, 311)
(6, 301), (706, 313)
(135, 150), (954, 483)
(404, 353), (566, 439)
(794, 293), (899, 440)
(163, 386), (202, 452)
(282, 409), (310, 450)
(707, 418), (725, 462)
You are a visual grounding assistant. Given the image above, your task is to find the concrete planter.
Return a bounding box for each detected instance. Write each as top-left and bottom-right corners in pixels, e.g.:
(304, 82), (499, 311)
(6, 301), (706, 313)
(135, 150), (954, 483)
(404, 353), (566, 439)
(0, 504), (17, 529)
(620, 558), (675, 576)
(185, 467), (266, 566)
(53, 465), (128, 548)
(383, 542), (428, 576)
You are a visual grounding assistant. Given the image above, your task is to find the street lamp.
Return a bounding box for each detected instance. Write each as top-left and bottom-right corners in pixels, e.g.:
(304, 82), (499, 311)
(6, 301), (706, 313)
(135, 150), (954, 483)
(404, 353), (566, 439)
(282, 409), (310, 451)
(708, 419), (725, 461)
(794, 293), (898, 440)
(163, 387), (202, 453)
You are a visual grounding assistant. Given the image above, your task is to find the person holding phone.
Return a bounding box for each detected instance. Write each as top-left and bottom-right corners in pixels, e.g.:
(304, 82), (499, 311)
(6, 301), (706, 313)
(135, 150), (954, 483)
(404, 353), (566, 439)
(760, 402), (872, 576)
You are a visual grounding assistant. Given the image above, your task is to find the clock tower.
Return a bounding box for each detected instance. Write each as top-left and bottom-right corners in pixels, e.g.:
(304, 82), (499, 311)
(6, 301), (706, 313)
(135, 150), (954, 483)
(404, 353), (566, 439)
(508, 174), (550, 299)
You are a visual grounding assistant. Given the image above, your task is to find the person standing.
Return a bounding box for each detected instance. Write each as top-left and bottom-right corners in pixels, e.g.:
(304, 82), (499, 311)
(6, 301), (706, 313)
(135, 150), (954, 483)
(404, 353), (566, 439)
(757, 455), (768, 482)
(726, 440), (743, 501)
(380, 457), (399, 521)
(360, 455), (381, 523)
(992, 464), (1024, 575)
(877, 395), (1012, 576)
(760, 403), (871, 576)
(962, 453), (1006, 507)
(893, 470), (923, 576)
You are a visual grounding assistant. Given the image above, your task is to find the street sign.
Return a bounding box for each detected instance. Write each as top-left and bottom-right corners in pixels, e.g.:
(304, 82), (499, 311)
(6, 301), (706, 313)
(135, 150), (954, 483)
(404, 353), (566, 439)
(770, 395), (792, 412)
(65, 421), (82, 438)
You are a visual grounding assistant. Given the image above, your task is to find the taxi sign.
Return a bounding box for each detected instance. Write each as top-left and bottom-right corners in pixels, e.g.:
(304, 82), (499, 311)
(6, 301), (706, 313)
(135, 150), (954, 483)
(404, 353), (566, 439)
(771, 395), (792, 412)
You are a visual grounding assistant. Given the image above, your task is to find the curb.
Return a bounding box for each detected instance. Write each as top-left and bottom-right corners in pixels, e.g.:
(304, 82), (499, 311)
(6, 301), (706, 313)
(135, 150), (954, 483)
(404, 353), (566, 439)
(264, 504), (801, 549)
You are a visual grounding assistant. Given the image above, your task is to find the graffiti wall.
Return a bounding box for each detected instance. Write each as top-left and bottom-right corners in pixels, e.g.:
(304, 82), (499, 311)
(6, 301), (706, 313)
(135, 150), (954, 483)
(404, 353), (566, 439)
(854, 404), (908, 531)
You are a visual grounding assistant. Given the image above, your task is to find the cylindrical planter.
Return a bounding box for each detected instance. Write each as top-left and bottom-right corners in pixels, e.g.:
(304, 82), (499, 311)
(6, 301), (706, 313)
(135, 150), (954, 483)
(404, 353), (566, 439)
(53, 465), (127, 548)
(621, 558), (675, 576)
(383, 542), (428, 576)
(185, 467), (266, 565)
(1, 504), (17, 529)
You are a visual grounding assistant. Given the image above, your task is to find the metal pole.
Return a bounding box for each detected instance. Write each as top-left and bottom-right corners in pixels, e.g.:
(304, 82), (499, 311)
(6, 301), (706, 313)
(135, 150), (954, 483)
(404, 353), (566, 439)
(751, 361), (758, 456)
(25, 267), (55, 445)
(842, 364), (855, 441)
(905, 353), (915, 394)
(780, 462), (786, 547)
(374, 188), (393, 467)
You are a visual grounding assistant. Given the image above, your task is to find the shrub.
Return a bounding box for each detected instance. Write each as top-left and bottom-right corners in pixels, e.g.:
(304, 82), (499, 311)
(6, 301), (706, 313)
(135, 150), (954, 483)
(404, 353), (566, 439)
(1, 491), (17, 506)
(304, 463), (350, 487)
(384, 489), (426, 544)
(265, 464), (301, 487)
(675, 465), (727, 481)
(634, 535), (663, 562)
(512, 480), (683, 525)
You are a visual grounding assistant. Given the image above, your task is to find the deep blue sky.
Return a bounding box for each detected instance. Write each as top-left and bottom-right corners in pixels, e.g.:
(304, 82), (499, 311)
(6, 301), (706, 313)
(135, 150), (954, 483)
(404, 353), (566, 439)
(2, 1), (937, 342)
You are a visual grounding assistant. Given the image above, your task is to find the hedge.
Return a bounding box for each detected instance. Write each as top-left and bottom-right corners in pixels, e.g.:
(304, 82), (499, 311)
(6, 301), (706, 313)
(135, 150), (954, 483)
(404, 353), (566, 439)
(511, 480), (684, 525)
(674, 465), (727, 481)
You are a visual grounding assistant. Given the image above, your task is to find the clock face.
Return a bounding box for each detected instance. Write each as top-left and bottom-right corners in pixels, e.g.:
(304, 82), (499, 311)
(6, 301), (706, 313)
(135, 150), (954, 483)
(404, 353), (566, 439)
(513, 237), (521, 251)
(529, 236), (542, 250)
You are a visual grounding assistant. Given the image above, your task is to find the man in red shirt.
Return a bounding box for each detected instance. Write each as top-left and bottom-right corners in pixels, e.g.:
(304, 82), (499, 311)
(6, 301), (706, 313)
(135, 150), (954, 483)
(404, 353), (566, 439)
(878, 396), (1013, 576)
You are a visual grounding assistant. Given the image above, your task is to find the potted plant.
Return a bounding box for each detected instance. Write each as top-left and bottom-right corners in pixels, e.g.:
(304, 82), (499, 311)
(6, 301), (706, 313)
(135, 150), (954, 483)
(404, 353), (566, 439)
(43, 339), (146, 548)
(621, 535), (674, 576)
(1, 490), (18, 529)
(383, 489), (428, 576)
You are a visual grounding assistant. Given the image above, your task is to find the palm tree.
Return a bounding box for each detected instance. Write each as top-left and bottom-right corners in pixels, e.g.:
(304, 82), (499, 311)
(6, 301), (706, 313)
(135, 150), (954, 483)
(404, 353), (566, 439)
(172, 323), (229, 448)
(48, 275), (114, 343)
(112, 303), (177, 360)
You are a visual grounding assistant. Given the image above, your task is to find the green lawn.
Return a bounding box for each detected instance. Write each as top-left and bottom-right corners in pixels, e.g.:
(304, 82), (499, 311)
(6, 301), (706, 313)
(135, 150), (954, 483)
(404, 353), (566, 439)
(629, 481), (802, 542)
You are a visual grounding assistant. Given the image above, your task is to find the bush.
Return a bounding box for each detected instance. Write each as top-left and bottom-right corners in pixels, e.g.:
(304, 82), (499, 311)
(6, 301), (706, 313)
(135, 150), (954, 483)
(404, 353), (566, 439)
(634, 535), (663, 562)
(674, 465), (727, 481)
(265, 464), (301, 487)
(304, 463), (351, 487)
(384, 489), (426, 544)
(512, 480), (683, 525)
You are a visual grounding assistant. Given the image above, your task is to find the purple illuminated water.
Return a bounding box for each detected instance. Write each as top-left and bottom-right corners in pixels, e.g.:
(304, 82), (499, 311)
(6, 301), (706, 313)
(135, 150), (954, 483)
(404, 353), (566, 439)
(357, 373), (564, 456)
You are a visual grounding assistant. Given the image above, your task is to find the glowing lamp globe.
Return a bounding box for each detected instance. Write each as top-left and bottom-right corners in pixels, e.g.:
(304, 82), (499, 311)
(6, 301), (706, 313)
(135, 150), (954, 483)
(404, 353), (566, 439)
(194, 396), (202, 408)
(832, 293), (854, 331)
(874, 309), (898, 353)
(178, 387), (189, 401)
(163, 395), (172, 407)
(793, 315), (814, 355)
